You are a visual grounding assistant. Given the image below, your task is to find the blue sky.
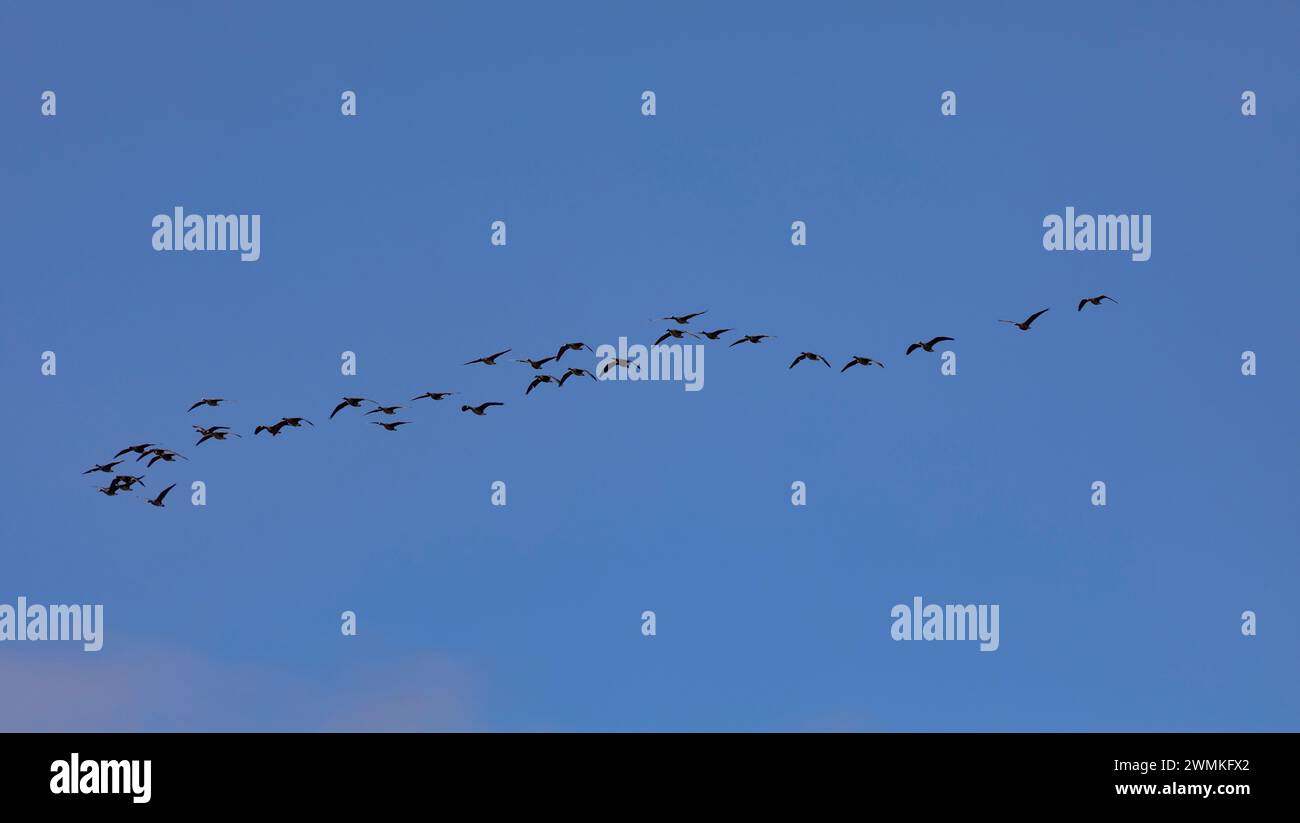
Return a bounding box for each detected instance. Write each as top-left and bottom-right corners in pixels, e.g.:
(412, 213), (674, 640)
(1, 1), (1297, 730)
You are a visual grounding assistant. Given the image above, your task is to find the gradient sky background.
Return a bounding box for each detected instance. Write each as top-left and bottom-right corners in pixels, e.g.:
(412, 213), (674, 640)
(1, 1), (1297, 731)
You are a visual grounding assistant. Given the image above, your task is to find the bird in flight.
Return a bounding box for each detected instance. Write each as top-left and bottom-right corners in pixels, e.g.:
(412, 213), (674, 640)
(841, 356), (885, 372)
(146, 483), (177, 508)
(558, 367), (596, 386)
(278, 417), (313, 428)
(145, 449), (187, 467)
(906, 336), (954, 355)
(194, 425), (240, 446)
(461, 402), (504, 416)
(83, 461), (124, 475)
(1000, 309), (1050, 331)
(465, 349), (512, 366)
(554, 342), (594, 362)
(329, 397), (376, 419)
(526, 374), (561, 395)
(660, 310), (707, 325)
(371, 421), (411, 431)
(654, 329), (701, 345)
(365, 405), (402, 416)
(729, 334), (774, 347)
(187, 398), (227, 412)
(135, 447), (184, 460)
(112, 443), (155, 459)
(1077, 295), (1118, 312)
(699, 328), (732, 340)
(789, 352), (832, 369)
(109, 474), (146, 492)
(516, 355), (557, 370)
(96, 485), (123, 496)
(411, 391), (457, 402)
(254, 420), (290, 436)
(598, 357), (637, 376)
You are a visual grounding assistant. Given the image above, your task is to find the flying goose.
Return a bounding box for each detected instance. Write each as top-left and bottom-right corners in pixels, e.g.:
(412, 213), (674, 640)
(411, 391), (457, 402)
(146, 449), (187, 467)
(254, 420), (290, 436)
(364, 405), (402, 416)
(729, 334), (774, 347)
(135, 447), (181, 463)
(654, 329), (701, 345)
(1000, 309), (1050, 331)
(371, 421), (411, 431)
(841, 356), (884, 372)
(1077, 295), (1118, 311)
(516, 356), (557, 370)
(83, 461), (124, 475)
(906, 336), (954, 355)
(558, 367), (597, 386)
(112, 443), (155, 459)
(187, 398), (228, 412)
(278, 417), (313, 428)
(554, 342), (594, 362)
(465, 349), (512, 366)
(146, 483), (177, 507)
(789, 352), (832, 369)
(461, 402), (505, 416)
(526, 374), (561, 395)
(598, 357), (637, 376)
(330, 397), (376, 419)
(109, 475), (146, 491)
(659, 310), (707, 325)
(194, 425), (241, 446)
(699, 328), (732, 340)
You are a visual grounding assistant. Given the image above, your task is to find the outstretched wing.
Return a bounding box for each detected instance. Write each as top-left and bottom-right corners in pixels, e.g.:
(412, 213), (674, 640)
(1025, 309), (1049, 326)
